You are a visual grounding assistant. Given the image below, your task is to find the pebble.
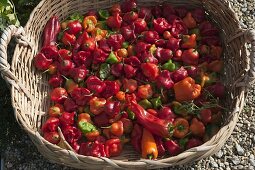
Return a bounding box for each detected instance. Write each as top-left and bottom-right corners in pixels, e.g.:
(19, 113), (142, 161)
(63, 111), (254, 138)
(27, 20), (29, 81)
(236, 143), (245, 156)
(232, 156), (241, 165)
(211, 162), (219, 168)
(215, 150), (224, 158)
(250, 158), (255, 167)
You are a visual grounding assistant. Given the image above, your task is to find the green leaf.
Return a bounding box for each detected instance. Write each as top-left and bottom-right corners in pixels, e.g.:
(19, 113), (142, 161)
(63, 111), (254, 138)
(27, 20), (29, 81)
(69, 12), (83, 22)
(98, 9), (110, 20)
(99, 63), (110, 79)
(0, 0), (8, 6)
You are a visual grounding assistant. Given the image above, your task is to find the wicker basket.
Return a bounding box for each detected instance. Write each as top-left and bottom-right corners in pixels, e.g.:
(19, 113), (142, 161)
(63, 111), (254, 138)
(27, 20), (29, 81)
(1, 0), (255, 169)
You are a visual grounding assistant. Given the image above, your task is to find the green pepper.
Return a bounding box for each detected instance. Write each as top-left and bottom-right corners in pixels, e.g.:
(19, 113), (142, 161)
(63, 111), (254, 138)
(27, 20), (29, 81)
(78, 121), (97, 134)
(162, 60), (176, 72)
(127, 109), (136, 120)
(150, 96), (162, 109)
(98, 9), (110, 20)
(122, 42), (129, 49)
(138, 99), (153, 109)
(106, 51), (118, 64)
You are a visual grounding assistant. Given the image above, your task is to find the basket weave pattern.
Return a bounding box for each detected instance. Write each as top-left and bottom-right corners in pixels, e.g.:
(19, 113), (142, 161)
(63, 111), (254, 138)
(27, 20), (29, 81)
(1, 0), (255, 169)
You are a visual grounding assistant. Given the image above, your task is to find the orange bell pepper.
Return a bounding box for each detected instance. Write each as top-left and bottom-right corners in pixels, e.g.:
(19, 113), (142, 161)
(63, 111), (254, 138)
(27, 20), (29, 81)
(91, 28), (107, 41)
(173, 118), (189, 138)
(83, 16), (97, 32)
(183, 12), (197, 29)
(174, 77), (201, 102)
(141, 128), (158, 159)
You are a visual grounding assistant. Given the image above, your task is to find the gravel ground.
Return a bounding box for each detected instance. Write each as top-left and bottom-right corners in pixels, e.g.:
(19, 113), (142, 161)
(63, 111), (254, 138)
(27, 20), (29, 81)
(1, 0), (255, 169)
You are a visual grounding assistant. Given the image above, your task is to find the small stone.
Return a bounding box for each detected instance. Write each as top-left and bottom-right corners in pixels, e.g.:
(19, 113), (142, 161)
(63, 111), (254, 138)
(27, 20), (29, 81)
(235, 143), (245, 156)
(210, 162), (219, 168)
(232, 156), (241, 165)
(250, 158), (255, 167)
(253, 136), (255, 143)
(225, 162), (229, 166)
(250, 154), (255, 159)
(237, 165), (244, 169)
(226, 167), (231, 170)
(215, 150), (224, 158)
(219, 163), (225, 168)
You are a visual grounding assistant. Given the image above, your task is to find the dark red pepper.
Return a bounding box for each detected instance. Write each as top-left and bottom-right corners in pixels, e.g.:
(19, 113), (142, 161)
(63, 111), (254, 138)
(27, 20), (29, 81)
(138, 6), (152, 22)
(92, 48), (108, 64)
(104, 100), (121, 118)
(71, 88), (93, 106)
(79, 141), (106, 157)
(86, 76), (106, 95)
(156, 70), (174, 89)
(62, 125), (82, 144)
(133, 18), (147, 34)
(111, 63), (124, 77)
(105, 138), (123, 157)
(43, 131), (60, 144)
(121, 0), (137, 13)
(59, 111), (75, 127)
(124, 56), (141, 67)
(154, 136), (166, 157)
(48, 74), (64, 87)
(124, 64), (137, 79)
(107, 34), (125, 51)
(41, 45), (59, 61)
(73, 51), (92, 67)
(131, 123), (143, 153)
(129, 102), (173, 138)
(43, 16), (60, 47)
(34, 53), (53, 71)
(62, 32), (76, 46)
(158, 106), (176, 122)
(106, 13), (122, 29)
(93, 112), (111, 127)
(73, 31), (90, 54)
(172, 66), (188, 83)
(164, 139), (181, 156)
(101, 81), (120, 99)
(70, 65), (88, 83)
(166, 37), (180, 52)
(120, 26), (136, 42)
(41, 117), (60, 133)
(142, 31), (159, 44)
(123, 11), (138, 24)
(153, 18), (171, 34)
(58, 49), (72, 61)
(186, 138), (203, 149)
(98, 39), (111, 53)
(50, 87), (68, 104)
(67, 20), (83, 35)
(63, 98), (78, 112)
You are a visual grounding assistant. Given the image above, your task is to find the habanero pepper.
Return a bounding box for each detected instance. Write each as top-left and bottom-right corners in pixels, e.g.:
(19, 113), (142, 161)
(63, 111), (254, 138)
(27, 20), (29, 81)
(50, 87), (68, 104)
(141, 128), (158, 160)
(173, 118), (189, 138)
(83, 16), (97, 32)
(181, 34), (197, 49)
(41, 117), (60, 133)
(129, 102), (174, 138)
(34, 53), (53, 71)
(89, 97), (106, 115)
(79, 141), (106, 157)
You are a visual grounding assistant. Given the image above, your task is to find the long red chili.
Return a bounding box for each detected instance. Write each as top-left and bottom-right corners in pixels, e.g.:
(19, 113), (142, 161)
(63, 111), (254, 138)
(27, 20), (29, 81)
(43, 16), (60, 47)
(129, 102), (173, 138)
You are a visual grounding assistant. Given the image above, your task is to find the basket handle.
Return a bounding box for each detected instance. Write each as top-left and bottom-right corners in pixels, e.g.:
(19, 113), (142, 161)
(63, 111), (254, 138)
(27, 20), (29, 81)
(0, 25), (32, 99)
(245, 29), (255, 84)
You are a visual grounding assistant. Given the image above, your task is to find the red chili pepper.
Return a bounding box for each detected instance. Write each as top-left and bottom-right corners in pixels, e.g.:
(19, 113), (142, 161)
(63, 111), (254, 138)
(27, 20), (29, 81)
(41, 117), (60, 133)
(59, 59), (75, 76)
(89, 97), (106, 115)
(82, 37), (96, 52)
(123, 11), (138, 24)
(34, 52), (53, 71)
(64, 98), (78, 112)
(124, 56), (141, 67)
(133, 18), (147, 34)
(59, 111), (75, 127)
(158, 106), (176, 122)
(104, 100), (121, 118)
(121, 0), (137, 13)
(73, 51), (92, 67)
(58, 49), (72, 61)
(186, 138), (203, 149)
(199, 109), (212, 124)
(111, 63), (124, 77)
(93, 112), (111, 127)
(129, 102), (173, 138)
(154, 136), (166, 157)
(172, 66), (188, 83)
(62, 125), (82, 144)
(48, 74), (64, 87)
(92, 48), (108, 64)
(164, 139), (181, 156)
(50, 87), (68, 104)
(137, 84), (153, 99)
(141, 63), (159, 81)
(107, 34), (125, 51)
(105, 139), (123, 157)
(123, 64), (137, 79)
(43, 16), (60, 47)
(120, 26), (136, 41)
(166, 37), (180, 52)
(41, 45), (59, 60)
(138, 6), (152, 22)
(155, 48), (173, 63)
(86, 76), (106, 95)
(70, 65), (88, 83)
(156, 70), (174, 89)
(120, 118), (133, 134)
(73, 31), (90, 54)
(106, 13), (122, 29)
(101, 81), (120, 99)
(98, 39), (111, 53)
(71, 88), (92, 106)
(62, 32), (76, 46)
(67, 20), (83, 35)
(181, 49), (199, 65)
(139, 51), (158, 64)
(79, 141), (106, 157)
(153, 18), (171, 34)
(131, 123), (143, 153)
(43, 131), (60, 144)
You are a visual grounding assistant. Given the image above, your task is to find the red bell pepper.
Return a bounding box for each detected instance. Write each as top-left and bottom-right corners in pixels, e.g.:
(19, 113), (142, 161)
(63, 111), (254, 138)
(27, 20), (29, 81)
(62, 125), (82, 144)
(50, 87), (68, 104)
(34, 53), (53, 71)
(71, 88), (93, 106)
(41, 117), (60, 133)
(79, 141), (106, 157)
(59, 111), (75, 127)
(181, 49), (199, 65)
(106, 13), (122, 29)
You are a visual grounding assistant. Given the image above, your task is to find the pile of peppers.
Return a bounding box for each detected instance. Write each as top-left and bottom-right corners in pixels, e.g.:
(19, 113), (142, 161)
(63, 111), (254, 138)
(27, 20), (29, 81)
(37, 0), (226, 159)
